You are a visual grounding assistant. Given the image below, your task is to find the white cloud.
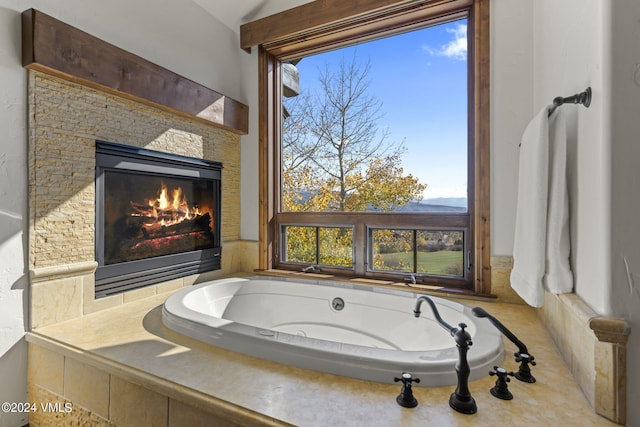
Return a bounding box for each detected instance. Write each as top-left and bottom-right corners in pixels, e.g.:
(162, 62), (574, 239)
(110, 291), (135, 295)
(441, 24), (467, 60)
(422, 23), (467, 61)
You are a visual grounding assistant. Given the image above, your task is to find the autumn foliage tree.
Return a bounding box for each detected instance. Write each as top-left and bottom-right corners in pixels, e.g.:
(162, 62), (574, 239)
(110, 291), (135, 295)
(282, 53), (425, 213)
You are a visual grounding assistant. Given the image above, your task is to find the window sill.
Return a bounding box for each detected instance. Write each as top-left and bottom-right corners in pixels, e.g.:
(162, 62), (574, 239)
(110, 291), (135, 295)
(254, 269), (497, 302)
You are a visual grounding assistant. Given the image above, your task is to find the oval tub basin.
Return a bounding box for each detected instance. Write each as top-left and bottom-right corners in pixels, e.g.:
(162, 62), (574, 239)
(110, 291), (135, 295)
(161, 276), (504, 386)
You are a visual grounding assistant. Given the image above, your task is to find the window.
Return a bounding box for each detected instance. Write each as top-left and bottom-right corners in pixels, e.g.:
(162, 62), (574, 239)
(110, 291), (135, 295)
(242, 0), (490, 294)
(283, 225), (354, 268)
(370, 228), (466, 277)
(282, 21), (468, 214)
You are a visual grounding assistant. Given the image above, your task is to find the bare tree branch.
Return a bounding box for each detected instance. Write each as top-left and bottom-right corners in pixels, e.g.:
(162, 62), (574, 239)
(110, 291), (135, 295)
(282, 50), (425, 212)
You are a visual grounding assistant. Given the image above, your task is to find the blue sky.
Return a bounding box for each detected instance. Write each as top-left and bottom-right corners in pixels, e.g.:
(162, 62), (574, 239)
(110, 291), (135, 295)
(292, 19), (468, 201)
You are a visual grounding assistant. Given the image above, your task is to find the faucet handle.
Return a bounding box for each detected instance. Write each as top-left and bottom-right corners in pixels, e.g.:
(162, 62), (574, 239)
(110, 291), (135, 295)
(514, 352), (536, 365)
(514, 352), (536, 383)
(489, 366), (515, 400)
(453, 323), (473, 347)
(489, 366), (515, 380)
(394, 372), (420, 408)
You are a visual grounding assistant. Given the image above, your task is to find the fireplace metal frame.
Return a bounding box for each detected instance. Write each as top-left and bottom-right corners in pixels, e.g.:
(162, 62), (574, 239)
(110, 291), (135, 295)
(95, 141), (222, 298)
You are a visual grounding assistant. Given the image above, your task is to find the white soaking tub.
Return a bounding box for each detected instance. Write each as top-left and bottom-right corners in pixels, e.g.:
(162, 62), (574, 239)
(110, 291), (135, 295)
(161, 276), (504, 386)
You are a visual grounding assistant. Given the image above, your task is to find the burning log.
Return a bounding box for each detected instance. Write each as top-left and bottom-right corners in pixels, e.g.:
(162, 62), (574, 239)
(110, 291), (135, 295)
(114, 212), (213, 241)
(108, 212), (215, 263)
(129, 231), (215, 258)
(129, 201), (189, 220)
(139, 212), (212, 239)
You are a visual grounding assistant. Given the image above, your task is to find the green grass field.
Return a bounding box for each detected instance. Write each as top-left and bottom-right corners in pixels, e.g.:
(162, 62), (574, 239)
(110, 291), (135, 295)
(376, 250), (464, 276)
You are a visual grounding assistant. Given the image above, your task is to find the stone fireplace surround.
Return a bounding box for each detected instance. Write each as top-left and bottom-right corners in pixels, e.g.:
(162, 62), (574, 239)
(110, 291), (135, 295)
(28, 71), (255, 328)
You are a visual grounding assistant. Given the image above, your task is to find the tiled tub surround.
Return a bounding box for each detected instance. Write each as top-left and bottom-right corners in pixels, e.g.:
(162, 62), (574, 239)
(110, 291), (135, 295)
(539, 292), (629, 425)
(491, 256), (629, 425)
(27, 287), (617, 426)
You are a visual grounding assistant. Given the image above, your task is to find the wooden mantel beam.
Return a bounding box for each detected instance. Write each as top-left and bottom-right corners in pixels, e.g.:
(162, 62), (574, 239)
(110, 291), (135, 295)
(22, 9), (248, 135)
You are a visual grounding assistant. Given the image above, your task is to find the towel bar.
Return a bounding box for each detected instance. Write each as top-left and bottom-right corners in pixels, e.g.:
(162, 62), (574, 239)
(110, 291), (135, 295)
(548, 87), (591, 117)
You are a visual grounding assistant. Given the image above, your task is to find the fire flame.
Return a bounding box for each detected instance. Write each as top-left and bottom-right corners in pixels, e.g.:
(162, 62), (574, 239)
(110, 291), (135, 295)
(130, 182), (203, 227)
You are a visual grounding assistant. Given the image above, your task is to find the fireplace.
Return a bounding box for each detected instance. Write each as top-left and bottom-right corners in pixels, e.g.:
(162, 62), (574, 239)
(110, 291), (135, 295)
(95, 141), (222, 298)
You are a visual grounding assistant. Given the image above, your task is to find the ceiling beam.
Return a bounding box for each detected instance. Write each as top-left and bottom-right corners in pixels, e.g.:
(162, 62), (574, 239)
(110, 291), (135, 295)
(22, 9), (248, 135)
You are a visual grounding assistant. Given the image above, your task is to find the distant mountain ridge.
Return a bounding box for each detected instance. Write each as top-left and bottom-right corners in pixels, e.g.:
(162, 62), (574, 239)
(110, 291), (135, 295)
(424, 197), (468, 208)
(394, 197), (467, 213)
(289, 190), (467, 212)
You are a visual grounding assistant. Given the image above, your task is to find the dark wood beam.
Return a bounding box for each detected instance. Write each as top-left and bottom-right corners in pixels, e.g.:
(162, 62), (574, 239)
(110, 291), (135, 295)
(241, 0), (412, 49)
(240, 0), (471, 55)
(22, 8), (248, 135)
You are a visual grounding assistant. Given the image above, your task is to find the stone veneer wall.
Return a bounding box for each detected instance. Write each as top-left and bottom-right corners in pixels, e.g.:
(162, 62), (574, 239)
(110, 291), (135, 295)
(28, 71), (255, 328)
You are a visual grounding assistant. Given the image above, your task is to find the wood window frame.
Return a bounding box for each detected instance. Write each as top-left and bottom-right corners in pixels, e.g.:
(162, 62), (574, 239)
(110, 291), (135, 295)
(242, 0), (490, 295)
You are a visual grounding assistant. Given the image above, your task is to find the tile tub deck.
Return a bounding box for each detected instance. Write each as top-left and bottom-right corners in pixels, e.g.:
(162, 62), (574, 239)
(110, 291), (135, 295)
(27, 288), (617, 426)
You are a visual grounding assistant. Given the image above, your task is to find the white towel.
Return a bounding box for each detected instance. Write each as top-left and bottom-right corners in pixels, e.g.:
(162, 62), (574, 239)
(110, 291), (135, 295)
(510, 107), (573, 307)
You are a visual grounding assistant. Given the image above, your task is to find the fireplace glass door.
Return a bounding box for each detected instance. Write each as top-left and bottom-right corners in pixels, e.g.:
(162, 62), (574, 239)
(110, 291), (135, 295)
(95, 141), (221, 298)
(103, 170), (216, 264)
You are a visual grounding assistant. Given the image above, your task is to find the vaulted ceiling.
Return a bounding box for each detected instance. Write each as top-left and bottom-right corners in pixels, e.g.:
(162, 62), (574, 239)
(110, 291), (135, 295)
(193, 0), (312, 34)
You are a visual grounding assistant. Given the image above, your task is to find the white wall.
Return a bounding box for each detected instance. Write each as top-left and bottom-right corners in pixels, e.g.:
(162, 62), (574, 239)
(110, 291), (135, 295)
(490, 0), (533, 255)
(239, 47), (260, 241)
(532, 0), (609, 312)
(237, 0), (312, 242)
(0, 1), (246, 426)
(608, 0), (640, 421)
(531, 0), (639, 424)
(0, 6), (29, 426)
(496, 0), (613, 315)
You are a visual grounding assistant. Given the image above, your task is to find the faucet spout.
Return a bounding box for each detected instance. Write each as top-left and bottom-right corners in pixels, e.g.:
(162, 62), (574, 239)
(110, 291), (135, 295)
(413, 295), (477, 414)
(302, 265), (319, 273)
(413, 296), (456, 334)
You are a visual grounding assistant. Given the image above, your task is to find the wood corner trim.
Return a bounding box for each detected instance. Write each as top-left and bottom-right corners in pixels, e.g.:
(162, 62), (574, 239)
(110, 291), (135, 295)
(22, 8), (248, 135)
